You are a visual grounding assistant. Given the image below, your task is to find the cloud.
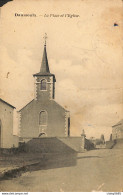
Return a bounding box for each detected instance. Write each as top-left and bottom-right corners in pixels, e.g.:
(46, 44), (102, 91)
(0, 46), (34, 108)
(69, 103), (122, 140)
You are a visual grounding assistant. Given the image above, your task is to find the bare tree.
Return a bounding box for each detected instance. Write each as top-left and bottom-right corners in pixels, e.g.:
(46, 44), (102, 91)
(100, 134), (105, 144)
(110, 134), (112, 141)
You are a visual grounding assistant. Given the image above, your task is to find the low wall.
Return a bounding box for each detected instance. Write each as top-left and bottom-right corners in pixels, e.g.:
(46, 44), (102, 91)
(58, 137), (95, 152)
(58, 137), (82, 152)
(106, 140), (116, 149)
(112, 138), (123, 149)
(19, 137), (77, 154)
(85, 139), (95, 150)
(18, 136), (95, 153)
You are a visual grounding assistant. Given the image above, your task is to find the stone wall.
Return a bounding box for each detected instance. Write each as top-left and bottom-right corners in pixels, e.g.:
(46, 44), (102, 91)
(0, 101), (14, 148)
(19, 137), (77, 153)
(58, 137), (82, 152)
(112, 126), (123, 140)
(19, 136), (95, 153)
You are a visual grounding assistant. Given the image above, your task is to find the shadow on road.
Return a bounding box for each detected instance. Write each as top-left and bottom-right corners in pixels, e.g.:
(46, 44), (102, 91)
(0, 152), (78, 180)
(28, 152), (78, 171)
(77, 156), (102, 159)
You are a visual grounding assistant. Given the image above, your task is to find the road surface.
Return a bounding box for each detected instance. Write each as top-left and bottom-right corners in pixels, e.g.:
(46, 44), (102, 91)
(0, 149), (123, 192)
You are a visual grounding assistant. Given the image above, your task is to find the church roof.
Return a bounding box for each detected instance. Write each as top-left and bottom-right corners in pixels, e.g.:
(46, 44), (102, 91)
(112, 119), (123, 127)
(33, 44), (55, 79)
(0, 98), (15, 109)
(33, 72), (55, 76)
(18, 99), (34, 112)
(40, 45), (50, 73)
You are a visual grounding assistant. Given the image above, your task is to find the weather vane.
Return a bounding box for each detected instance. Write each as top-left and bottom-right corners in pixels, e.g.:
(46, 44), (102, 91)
(43, 33), (48, 46)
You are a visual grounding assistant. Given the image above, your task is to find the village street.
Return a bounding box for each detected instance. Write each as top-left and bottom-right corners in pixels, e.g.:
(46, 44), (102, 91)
(0, 148), (123, 192)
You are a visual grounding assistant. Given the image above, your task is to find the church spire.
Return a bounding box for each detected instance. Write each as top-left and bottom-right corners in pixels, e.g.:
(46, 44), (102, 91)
(40, 33), (50, 73)
(43, 33), (47, 47)
(33, 34), (56, 81)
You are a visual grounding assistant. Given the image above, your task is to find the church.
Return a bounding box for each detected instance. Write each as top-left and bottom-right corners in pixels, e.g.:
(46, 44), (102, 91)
(19, 38), (70, 142)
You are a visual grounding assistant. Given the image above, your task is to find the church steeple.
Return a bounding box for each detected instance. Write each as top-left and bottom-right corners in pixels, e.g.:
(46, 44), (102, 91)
(33, 34), (56, 101)
(40, 44), (50, 73)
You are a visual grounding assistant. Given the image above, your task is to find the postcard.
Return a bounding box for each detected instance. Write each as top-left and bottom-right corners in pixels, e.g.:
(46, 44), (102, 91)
(0, 0), (123, 192)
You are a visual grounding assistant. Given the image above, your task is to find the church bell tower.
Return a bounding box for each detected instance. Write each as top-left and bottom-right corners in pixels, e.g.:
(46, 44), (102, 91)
(33, 34), (56, 101)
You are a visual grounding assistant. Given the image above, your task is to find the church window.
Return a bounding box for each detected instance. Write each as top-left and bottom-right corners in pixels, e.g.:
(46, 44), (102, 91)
(39, 111), (47, 125)
(40, 79), (47, 90)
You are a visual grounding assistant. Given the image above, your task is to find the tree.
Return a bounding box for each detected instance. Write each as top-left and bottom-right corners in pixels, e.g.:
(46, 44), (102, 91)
(100, 134), (105, 144)
(110, 134), (112, 141)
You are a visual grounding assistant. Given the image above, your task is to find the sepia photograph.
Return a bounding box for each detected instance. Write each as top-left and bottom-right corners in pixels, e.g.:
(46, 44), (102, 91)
(0, 0), (123, 192)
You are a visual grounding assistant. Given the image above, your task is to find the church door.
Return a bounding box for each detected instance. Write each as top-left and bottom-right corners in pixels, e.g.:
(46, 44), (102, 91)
(0, 120), (1, 148)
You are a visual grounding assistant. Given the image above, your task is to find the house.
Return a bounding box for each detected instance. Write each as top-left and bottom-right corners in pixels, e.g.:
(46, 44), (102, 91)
(112, 119), (123, 140)
(18, 41), (70, 143)
(0, 98), (18, 148)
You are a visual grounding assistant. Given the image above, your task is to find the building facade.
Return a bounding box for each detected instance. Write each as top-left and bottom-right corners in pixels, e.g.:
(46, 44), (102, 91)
(112, 119), (123, 140)
(0, 98), (18, 148)
(19, 43), (70, 142)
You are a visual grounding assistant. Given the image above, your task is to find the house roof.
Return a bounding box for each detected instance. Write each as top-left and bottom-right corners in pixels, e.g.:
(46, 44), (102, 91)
(112, 119), (123, 127)
(0, 98), (15, 109)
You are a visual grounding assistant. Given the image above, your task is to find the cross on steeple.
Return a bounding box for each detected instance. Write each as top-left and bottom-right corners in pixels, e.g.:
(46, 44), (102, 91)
(43, 33), (48, 46)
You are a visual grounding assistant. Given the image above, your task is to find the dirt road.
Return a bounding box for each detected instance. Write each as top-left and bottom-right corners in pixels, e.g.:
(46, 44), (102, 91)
(0, 149), (123, 192)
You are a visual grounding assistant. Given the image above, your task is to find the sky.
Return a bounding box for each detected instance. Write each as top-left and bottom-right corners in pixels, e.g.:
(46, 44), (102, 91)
(0, 0), (123, 140)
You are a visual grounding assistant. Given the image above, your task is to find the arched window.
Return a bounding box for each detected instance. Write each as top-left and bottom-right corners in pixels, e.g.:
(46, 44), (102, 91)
(40, 79), (47, 90)
(39, 111), (47, 125)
